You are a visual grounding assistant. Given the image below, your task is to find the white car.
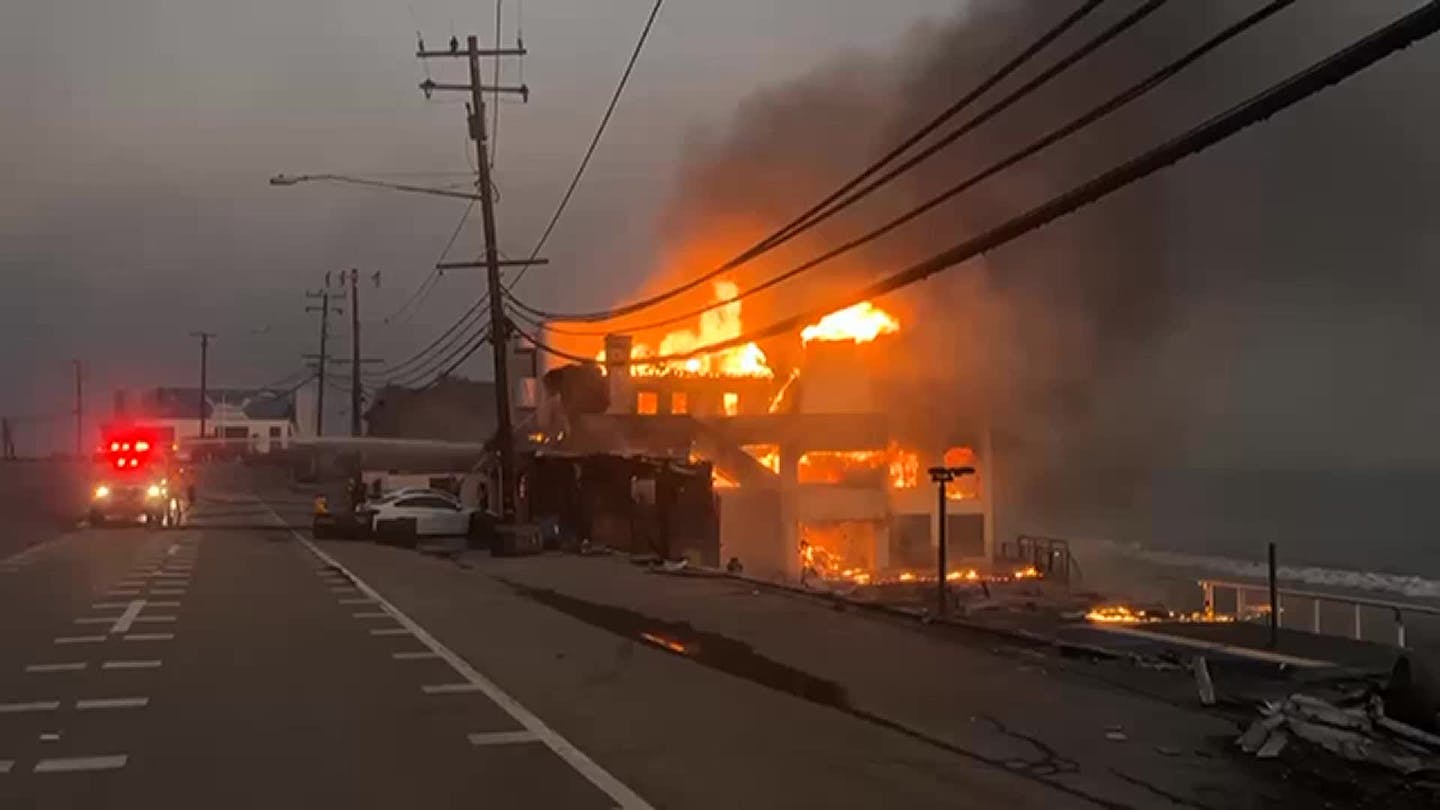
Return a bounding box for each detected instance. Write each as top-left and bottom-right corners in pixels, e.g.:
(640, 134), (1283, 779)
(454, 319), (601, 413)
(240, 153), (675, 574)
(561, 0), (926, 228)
(365, 493), (473, 537)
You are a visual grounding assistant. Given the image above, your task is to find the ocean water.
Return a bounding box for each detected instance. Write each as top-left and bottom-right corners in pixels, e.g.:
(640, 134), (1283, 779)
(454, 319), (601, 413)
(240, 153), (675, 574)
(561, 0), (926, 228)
(1007, 467), (1440, 602)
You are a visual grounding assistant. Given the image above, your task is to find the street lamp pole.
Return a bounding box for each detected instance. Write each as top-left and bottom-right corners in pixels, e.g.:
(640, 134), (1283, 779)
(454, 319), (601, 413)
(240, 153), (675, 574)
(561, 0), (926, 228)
(927, 465), (975, 617)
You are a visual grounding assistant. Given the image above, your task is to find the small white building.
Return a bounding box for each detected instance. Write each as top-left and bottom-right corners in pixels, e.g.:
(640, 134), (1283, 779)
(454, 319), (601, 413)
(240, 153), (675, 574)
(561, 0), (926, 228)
(116, 387), (297, 454)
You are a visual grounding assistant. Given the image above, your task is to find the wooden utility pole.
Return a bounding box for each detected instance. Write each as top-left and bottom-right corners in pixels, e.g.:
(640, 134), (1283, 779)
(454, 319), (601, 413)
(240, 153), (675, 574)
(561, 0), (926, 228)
(417, 33), (531, 521)
(349, 268), (363, 437)
(72, 358), (83, 457)
(306, 287), (342, 437)
(188, 333), (216, 440)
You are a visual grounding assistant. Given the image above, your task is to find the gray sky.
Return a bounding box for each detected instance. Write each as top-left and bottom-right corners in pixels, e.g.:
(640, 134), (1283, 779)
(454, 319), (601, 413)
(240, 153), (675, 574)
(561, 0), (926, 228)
(0, 0), (958, 443)
(3, 0), (1438, 471)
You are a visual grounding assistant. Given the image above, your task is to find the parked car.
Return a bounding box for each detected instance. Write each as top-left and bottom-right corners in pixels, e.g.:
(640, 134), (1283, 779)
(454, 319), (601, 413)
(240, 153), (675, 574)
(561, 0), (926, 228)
(365, 493), (474, 538)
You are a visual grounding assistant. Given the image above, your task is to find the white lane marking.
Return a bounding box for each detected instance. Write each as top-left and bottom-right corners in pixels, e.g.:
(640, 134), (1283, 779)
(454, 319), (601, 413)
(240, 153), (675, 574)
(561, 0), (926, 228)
(54, 636), (106, 645)
(352, 612), (391, 619)
(468, 730), (542, 746)
(76, 697), (148, 710)
(123, 633), (174, 642)
(108, 590), (141, 597)
(393, 651), (442, 660)
(278, 514), (654, 810)
(74, 618), (115, 625)
(92, 602), (133, 610)
(338, 598), (376, 605)
(26, 663), (88, 673)
(0, 701), (61, 713)
(369, 628), (410, 636)
(0, 759), (12, 774)
(329, 587), (357, 593)
(143, 600), (181, 608)
(150, 588), (186, 596)
(110, 600), (146, 634)
(40, 732), (61, 742)
(422, 683), (485, 694)
(102, 660), (162, 670)
(35, 755), (128, 773)
(132, 615), (177, 623)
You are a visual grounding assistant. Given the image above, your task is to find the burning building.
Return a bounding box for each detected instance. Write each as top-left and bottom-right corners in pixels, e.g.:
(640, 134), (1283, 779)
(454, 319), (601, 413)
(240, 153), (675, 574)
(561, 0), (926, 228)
(534, 284), (994, 585)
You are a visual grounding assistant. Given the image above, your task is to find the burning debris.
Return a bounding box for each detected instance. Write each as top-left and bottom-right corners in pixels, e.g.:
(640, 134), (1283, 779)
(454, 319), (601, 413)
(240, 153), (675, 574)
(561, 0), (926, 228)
(800, 301), (899, 345)
(596, 280), (773, 379)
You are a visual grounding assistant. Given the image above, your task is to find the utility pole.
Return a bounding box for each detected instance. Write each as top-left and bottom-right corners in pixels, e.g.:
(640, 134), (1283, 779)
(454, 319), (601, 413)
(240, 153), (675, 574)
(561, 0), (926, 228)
(188, 333), (216, 440)
(417, 33), (531, 522)
(305, 286), (343, 437)
(72, 359), (83, 457)
(348, 269), (366, 436)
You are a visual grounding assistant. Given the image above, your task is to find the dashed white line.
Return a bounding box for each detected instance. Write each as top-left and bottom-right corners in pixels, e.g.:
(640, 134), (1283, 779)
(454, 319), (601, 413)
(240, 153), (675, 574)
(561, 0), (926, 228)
(338, 598), (376, 605)
(392, 651), (441, 660)
(54, 636), (106, 645)
(268, 499), (656, 810)
(468, 731), (541, 746)
(0, 759), (12, 773)
(369, 628), (410, 636)
(422, 683), (485, 695)
(123, 633), (174, 642)
(150, 589), (186, 596)
(35, 755), (128, 773)
(352, 612), (391, 619)
(0, 701), (61, 713)
(108, 590), (141, 597)
(143, 600), (181, 608)
(76, 697), (148, 710)
(110, 601), (146, 634)
(102, 660), (162, 670)
(26, 663), (87, 673)
(92, 602), (133, 610)
(74, 617), (115, 625)
(132, 615), (177, 624)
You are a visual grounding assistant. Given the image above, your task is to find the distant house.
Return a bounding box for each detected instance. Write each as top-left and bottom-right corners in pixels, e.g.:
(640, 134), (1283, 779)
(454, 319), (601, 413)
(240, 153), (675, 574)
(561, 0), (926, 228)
(363, 377), (498, 443)
(116, 387), (297, 454)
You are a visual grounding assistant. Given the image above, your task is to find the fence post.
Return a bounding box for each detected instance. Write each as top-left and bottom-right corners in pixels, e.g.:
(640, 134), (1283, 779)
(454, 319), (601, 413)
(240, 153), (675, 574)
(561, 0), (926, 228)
(1395, 608), (1406, 648)
(1202, 581), (1215, 619)
(1236, 587), (1245, 618)
(1353, 603), (1363, 640)
(1267, 542), (1279, 649)
(1312, 598), (1321, 633)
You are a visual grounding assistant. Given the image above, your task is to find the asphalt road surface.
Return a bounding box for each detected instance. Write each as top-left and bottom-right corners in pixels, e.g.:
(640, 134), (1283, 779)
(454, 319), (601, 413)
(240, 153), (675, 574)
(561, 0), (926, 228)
(4, 465), (1314, 809)
(0, 470), (1086, 810)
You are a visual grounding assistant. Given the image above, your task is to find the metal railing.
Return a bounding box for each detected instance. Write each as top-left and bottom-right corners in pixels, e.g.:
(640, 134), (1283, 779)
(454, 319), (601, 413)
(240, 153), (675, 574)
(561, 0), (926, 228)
(1200, 578), (1440, 648)
(1000, 535), (1080, 584)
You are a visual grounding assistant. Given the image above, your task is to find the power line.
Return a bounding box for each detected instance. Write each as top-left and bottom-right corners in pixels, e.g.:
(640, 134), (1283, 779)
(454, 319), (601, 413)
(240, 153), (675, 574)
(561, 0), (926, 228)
(506, 0), (665, 293)
(365, 296), (489, 381)
(382, 199), (476, 326)
(520, 0), (1291, 339)
(543, 1), (1440, 369)
(511, 0), (1137, 323)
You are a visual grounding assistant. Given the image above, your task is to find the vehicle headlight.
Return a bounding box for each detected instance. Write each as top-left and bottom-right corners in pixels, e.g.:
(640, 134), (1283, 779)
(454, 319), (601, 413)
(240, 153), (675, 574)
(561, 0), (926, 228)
(146, 484), (163, 499)
(94, 485), (111, 499)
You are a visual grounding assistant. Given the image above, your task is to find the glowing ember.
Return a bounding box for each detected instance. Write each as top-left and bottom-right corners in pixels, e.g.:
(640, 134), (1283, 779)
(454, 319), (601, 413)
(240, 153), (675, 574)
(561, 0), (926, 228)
(801, 301), (900, 345)
(742, 444), (779, 474)
(897, 572), (917, 582)
(640, 632), (689, 655)
(888, 444), (919, 489)
(1086, 605), (1151, 624)
(597, 281), (773, 378)
(1012, 566), (1041, 580)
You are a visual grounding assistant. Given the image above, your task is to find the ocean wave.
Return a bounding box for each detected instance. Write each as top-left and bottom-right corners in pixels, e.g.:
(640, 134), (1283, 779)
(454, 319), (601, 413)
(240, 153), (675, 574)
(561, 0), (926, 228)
(1084, 542), (1440, 601)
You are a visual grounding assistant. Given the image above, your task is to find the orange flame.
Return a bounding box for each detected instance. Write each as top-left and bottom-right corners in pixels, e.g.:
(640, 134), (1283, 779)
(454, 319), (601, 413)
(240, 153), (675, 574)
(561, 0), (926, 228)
(801, 301), (900, 345)
(598, 280), (773, 378)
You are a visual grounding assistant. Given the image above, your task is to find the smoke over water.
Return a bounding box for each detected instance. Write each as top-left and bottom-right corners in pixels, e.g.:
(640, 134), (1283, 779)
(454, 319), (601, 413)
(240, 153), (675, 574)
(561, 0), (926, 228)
(612, 0), (1440, 575)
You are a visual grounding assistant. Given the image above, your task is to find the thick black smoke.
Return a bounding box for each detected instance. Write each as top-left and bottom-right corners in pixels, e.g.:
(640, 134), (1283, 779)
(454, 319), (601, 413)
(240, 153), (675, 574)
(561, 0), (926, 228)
(649, 0), (1440, 551)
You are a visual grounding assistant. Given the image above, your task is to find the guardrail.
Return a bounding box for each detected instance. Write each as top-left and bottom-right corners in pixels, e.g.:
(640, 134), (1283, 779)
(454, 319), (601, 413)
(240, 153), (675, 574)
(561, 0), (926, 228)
(1000, 535), (1080, 584)
(1200, 578), (1440, 648)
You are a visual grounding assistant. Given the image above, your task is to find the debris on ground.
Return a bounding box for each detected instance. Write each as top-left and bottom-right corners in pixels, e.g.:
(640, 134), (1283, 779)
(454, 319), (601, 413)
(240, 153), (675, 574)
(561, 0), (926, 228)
(1237, 691), (1440, 775)
(1193, 655), (1216, 706)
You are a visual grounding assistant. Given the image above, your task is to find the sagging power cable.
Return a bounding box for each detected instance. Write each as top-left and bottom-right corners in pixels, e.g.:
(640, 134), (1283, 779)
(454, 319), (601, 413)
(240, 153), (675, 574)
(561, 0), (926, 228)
(519, 0), (1292, 339)
(532, 1), (1439, 368)
(510, 0), (1131, 323)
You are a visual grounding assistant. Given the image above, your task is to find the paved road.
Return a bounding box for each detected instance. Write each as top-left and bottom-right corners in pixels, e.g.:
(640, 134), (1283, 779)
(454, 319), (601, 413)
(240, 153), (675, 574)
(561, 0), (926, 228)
(0, 469), (1097, 809)
(0, 493), (633, 808)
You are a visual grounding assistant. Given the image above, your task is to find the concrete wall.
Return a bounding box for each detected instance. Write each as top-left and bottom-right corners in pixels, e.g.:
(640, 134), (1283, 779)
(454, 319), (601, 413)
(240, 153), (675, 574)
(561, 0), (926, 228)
(718, 488), (786, 578)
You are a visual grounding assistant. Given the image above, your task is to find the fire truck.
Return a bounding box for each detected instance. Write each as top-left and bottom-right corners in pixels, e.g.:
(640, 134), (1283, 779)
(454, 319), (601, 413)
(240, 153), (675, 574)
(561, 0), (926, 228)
(87, 426), (184, 528)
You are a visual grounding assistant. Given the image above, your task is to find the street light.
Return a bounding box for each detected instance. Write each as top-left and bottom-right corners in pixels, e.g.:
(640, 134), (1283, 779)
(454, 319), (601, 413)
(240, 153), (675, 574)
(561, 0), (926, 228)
(268, 173), (484, 202)
(927, 464), (976, 617)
